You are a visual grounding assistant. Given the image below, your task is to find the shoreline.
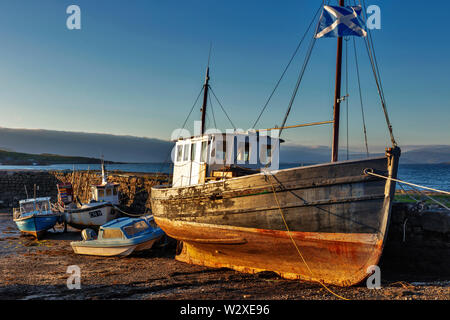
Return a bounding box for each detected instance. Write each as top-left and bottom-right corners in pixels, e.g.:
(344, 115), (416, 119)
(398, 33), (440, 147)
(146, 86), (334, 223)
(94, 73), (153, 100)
(1, 210), (449, 300)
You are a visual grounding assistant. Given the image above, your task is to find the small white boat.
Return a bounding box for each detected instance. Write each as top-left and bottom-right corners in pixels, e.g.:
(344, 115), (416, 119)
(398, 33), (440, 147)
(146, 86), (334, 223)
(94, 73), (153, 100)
(63, 160), (120, 230)
(70, 216), (165, 257)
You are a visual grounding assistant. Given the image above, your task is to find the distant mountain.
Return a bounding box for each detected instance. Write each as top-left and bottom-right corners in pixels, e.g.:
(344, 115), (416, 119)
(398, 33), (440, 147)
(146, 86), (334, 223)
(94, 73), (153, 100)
(0, 127), (173, 163)
(0, 127), (448, 164)
(399, 145), (450, 164)
(0, 149), (118, 165)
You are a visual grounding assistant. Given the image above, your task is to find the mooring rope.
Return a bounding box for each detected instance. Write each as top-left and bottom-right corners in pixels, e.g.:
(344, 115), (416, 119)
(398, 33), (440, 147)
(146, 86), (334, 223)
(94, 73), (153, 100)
(363, 169), (450, 196)
(264, 172), (349, 300)
(364, 169), (450, 211)
(112, 204), (148, 217)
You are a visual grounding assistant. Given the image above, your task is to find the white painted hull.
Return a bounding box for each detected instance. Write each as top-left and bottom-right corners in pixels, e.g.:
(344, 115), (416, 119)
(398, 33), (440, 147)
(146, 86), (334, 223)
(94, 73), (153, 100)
(71, 237), (161, 257)
(64, 203), (118, 230)
(71, 244), (136, 257)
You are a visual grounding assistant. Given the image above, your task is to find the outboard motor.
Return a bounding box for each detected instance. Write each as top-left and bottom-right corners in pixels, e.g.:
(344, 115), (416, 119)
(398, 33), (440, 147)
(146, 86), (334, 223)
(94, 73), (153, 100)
(81, 228), (97, 241)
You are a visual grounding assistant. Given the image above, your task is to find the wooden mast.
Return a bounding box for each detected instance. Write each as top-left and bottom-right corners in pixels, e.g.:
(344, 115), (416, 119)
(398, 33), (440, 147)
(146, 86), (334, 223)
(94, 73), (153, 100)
(200, 66), (210, 135)
(331, 0), (345, 162)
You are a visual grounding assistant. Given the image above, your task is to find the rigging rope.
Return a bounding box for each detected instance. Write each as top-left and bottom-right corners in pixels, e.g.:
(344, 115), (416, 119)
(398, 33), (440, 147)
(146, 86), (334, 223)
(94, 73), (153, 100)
(279, 30), (319, 137)
(345, 37), (350, 160)
(353, 37), (370, 156)
(358, 0), (397, 147)
(208, 89), (218, 129)
(209, 86), (236, 130)
(157, 86), (205, 174)
(252, 3), (323, 129)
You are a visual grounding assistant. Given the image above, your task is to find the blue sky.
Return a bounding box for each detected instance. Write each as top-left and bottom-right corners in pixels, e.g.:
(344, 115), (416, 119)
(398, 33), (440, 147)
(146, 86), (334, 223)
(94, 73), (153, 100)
(0, 0), (449, 154)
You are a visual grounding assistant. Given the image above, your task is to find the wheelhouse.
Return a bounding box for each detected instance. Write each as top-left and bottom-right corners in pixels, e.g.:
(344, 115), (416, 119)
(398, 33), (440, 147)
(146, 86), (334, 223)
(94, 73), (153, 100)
(172, 132), (281, 188)
(90, 183), (120, 205)
(18, 197), (52, 217)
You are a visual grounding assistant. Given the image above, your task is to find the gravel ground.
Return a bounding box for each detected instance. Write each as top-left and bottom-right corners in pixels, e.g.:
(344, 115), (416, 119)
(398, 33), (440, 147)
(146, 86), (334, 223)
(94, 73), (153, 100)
(0, 211), (449, 300)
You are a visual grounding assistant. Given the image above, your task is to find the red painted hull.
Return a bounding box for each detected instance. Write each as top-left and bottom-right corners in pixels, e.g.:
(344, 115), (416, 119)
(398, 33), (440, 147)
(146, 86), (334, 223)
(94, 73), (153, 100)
(156, 217), (383, 286)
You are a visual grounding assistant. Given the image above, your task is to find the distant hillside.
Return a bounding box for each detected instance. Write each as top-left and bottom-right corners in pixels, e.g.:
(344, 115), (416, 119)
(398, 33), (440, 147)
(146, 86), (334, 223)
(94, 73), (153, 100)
(0, 127), (172, 163)
(0, 127), (448, 164)
(0, 149), (118, 165)
(400, 145), (450, 164)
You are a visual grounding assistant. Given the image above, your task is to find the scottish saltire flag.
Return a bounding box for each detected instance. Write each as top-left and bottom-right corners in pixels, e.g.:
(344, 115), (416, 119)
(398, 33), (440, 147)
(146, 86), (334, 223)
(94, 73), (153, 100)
(315, 5), (367, 38)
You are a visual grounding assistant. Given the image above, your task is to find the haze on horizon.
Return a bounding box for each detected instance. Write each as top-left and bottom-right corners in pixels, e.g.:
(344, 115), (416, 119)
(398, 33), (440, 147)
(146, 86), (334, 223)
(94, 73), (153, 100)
(0, 1), (449, 156)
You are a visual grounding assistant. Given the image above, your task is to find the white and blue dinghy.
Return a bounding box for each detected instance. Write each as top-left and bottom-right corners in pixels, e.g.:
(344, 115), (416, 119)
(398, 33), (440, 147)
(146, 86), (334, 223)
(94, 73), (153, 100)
(70, 216), (165, 257)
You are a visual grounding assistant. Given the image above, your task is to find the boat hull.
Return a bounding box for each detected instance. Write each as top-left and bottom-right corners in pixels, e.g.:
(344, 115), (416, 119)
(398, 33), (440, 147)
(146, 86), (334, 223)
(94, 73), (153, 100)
(70, 236), (163, 257)
(151, 148), (400, 286)
(64, 203), (118, 230)
(14, 214), (60, 239)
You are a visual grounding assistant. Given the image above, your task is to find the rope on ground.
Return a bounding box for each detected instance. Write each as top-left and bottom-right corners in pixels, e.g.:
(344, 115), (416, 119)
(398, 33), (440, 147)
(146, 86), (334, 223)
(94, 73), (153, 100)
(263, 172), (349, 301)
(363, 169), (450, 211)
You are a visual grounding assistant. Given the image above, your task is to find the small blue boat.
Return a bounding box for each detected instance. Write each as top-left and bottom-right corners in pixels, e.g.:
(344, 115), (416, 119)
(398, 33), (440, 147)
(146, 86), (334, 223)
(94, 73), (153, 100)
(13, 197), (61, 239)
(70, 215), (165, 256)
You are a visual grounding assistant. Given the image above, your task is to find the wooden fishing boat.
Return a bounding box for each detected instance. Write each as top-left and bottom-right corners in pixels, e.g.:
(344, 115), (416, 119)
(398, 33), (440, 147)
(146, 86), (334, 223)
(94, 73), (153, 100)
(13, 197), (62, 239)
(151, 1), (401, 286)
(70, 216), (164, 257)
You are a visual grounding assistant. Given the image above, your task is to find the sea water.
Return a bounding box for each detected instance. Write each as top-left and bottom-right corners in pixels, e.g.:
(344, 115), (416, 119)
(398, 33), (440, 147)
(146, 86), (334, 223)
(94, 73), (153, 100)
(0, 163), (448, 192)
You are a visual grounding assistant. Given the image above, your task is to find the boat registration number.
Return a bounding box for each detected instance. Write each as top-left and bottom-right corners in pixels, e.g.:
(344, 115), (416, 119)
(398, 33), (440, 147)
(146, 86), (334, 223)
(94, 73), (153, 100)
(89, 210), (103, 218)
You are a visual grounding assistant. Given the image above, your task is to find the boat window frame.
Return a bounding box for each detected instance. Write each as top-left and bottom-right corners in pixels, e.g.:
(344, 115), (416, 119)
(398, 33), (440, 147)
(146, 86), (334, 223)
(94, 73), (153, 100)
(101, 228), (124, 239)
(176, 144), (183, 163)
(200, 140), (208, 163)
(183, 143), (190, 162)
(190, 142), (197, 162)
(122, 220), (150, 238)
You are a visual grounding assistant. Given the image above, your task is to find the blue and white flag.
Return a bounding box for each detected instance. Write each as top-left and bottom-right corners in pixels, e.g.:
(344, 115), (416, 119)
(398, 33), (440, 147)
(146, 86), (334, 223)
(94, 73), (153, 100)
(315, 5), (367, 39)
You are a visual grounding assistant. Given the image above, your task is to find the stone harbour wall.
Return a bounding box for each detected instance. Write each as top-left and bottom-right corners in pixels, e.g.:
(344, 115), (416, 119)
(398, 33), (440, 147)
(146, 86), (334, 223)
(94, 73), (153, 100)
(0, 170), (169, 213)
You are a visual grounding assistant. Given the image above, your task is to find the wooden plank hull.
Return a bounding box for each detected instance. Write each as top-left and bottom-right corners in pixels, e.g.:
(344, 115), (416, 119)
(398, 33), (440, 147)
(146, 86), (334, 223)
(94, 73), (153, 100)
(151, 148), (400, 286)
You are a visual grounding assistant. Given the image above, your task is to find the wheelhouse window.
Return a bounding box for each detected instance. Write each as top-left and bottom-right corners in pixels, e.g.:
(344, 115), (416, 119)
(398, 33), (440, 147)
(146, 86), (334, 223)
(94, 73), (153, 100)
(259, 137), (272, 164)
(176, 144), (183, 162)
(237, 138), (250, 163)
(200, 141), (208, 163)
(215, 139), (226, 162)
(190, 142), (197, 161)
(106, 188), (112, 196)
(98, 189), (105, 198)
(183, 144), (190, 162)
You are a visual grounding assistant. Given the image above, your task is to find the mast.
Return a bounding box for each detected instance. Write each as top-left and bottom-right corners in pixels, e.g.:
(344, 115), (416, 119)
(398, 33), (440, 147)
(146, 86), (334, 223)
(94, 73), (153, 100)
(331, 0), (345, 162)
(200, 45), (212, 135)
(200, 66), (210, 135)
(101, 155), (107, 185)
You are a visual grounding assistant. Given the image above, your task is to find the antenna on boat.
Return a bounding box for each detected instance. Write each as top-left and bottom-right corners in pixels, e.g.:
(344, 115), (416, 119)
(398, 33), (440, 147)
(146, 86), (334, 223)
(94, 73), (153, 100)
(331, 0), (345, 162)
(200, 43), (212, 135)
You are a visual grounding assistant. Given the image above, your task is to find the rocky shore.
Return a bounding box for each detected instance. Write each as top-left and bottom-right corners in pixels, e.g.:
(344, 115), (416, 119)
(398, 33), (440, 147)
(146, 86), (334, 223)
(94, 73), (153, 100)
(0, 207), (449, 300)
(1, 170), (449, 300)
